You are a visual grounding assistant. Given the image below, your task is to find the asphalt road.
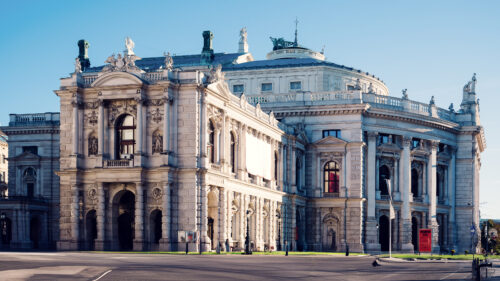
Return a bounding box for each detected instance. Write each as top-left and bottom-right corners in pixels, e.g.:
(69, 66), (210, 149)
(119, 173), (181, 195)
(0, 252), (473, 281)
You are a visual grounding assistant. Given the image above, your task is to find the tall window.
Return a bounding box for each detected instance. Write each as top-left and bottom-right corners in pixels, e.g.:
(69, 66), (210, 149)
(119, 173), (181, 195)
(379, 165), (390, 196)
(411, 169), (419, 197)
(23, 168), (36, 198)
(322, 130), (341, 138)
(274, 151), (279, 180)
(22, 146), (38, 155)
(295, 157), (301, 188)
(116, 115), (135, 159)
(324, 161), (339, 193)
(207, 121), (215, 163)
(230, 133), (236, 173)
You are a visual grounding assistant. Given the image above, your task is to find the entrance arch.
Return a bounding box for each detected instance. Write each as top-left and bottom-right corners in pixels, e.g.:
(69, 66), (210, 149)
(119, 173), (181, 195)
(86, 210), (97, 250)
(207, 189), (219, 250)
(150, 209), (162, 250)
(1, 217), (12, 248)
(379, 215), (390, 251)
(322, 214), (339, 252)
(113, 190), (135, 251)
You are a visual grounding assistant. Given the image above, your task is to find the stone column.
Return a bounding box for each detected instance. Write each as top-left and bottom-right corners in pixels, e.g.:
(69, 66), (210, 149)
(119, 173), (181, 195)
(134, 183), (144, 251)
(291, 144), (296, 193)
(160, 183), (170, 251)
(448, 147), (457, 249)
(70, 184), (80, 250)
(256, 197), (263, 250)
(219, 187), (227, 249)
(401, 137), (413, 252)
(428, 141), (439, 252)
(162, 96), (170, 154)
(98, 100), (104, 155)
(200, 92), (208, 168)
(95, 183), (105, 250)
(365, 132), (379, 252)
(239, 194), (246, 247)
(238, 126), (247, 180)
(72, 101), (79, 155)
(136, 98), (143, 155)
(220, 113), (226, 168)
(200, 184), (209, 251)
(226, 190), (233, 245)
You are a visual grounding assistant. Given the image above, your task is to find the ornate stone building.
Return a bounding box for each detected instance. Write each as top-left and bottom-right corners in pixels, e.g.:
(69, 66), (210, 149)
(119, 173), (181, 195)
(0, 28), (486, 253)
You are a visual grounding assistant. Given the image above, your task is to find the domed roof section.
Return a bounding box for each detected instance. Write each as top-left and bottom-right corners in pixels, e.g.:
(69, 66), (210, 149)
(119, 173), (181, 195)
(266, 37), (325, 61)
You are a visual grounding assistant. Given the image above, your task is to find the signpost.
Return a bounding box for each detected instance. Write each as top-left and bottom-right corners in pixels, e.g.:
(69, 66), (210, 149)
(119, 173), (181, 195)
(419, 229), (432, 253)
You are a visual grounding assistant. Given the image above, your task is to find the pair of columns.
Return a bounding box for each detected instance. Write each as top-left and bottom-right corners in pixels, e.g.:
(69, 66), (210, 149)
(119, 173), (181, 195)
(366, 133), (455, 252)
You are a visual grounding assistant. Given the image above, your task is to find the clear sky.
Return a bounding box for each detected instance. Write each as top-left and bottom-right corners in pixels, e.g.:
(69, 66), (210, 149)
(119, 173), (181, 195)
(0, 1), (498, 218)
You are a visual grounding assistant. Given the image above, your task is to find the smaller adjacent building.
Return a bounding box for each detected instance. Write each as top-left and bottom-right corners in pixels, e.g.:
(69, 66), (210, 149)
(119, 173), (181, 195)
(0, 113), (60, 249)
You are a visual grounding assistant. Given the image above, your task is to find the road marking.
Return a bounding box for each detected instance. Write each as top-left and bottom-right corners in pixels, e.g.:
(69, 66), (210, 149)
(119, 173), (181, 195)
(94, 269), (112, 281)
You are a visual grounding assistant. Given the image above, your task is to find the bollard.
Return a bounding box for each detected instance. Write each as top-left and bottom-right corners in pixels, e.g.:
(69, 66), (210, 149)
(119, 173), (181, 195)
(185, 242), (188, 255)
(346, 245), (349, 256)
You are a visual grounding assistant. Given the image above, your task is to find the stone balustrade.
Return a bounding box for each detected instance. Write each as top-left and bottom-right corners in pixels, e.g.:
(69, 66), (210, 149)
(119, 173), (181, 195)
(245, 91), (456, 122)
(9, 113), (60, 126)
(104, 159), (133, 168)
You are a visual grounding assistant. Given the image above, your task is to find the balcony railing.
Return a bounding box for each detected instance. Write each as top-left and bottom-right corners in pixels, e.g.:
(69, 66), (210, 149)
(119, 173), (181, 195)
(104, 159), (133, 168)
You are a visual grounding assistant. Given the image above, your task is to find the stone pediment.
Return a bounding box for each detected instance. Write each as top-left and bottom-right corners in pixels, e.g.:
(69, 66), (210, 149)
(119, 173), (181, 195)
(313, 136), (347, 146)
(9, 151), (41, 162)
(91, 72), (143, 88)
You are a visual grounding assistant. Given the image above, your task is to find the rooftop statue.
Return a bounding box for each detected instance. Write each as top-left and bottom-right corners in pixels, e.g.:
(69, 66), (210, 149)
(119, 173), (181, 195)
(163, 52), (174, 71)
(74, 58), (82, 73)
(402, 89), (408, 99)
(208, 64), (225, 83)
(354, 78), (362, 90)
(430, 96), (435, 105)
(240, 27), (247, 43)
(269, 37), (296, 51)
(125, 37), (135, 56)
(102, 52), (141, 73)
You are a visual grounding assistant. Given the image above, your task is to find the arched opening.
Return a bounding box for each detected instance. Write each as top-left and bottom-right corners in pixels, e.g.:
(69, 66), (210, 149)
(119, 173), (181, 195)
(324, 161), (340, 194)
(116, 190), (135, 251)
(327, 229), (336, 251)
(23, 168), (36, 198)
(86, 210), (97, 250)
(322, 214), (339, 252)
(1, 217), (12, 247)
(276, 211), (282, 251)
(296, 209), (303, 251)
(115, 114), (136, 159)
(379, 215), (390, 251)
(411, 169), (419, 197)
(30, 216), (41, 249)
(411, 217), (419, 252)
(150, 210), (162, 250)
(207, 120), (215, 163)
(379, 165), (391, 196)
(207, 217), (214, 249)
(230, 133), (236, 173)
(207, 190), (219, 250)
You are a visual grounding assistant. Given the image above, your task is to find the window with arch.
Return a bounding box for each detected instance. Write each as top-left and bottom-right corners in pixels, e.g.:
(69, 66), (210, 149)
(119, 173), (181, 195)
(379, 165), (391, 196)
(116, 114), (135, 159)
(230, 132), (236, 173)
(324, 161), (340, 194)
(207, 120), (215, 163)
(411, 168), (419, 197)
(23, 167), (36, 198)
(295, 157), (301, 188)
(274, 151), (279, 180)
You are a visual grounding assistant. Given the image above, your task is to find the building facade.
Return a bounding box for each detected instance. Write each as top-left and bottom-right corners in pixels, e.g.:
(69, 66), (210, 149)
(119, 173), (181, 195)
(0, 28), (486, 253)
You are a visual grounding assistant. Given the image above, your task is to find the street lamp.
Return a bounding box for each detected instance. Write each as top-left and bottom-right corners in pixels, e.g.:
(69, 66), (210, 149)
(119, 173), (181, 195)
(245, 210), (252, 255)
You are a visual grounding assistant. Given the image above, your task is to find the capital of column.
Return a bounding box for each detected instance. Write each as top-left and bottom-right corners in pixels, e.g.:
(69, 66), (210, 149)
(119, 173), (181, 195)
(367, 131), (378, 141)
(134, 97), (145, 104)
(402, 136), (412, 147)
(162, 95), (174, 104)
(430, 140), (439, 151)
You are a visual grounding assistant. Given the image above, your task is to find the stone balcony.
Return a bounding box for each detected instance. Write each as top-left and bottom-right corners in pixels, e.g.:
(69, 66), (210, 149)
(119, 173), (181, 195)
(245, 91), (456, 122)
(104, 159), (134, 168)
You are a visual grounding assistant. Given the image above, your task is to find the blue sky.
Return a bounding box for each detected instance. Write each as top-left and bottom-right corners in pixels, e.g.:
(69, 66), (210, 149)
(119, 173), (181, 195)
(1, 0), (499, 218)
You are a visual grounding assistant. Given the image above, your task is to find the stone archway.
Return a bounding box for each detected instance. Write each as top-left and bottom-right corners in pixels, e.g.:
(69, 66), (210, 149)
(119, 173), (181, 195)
(113, 190), (135, 251)
(379, 215), (390, 251)
(86, 210), (97, 250)
(149, 209), (162, 251)
(207, 188), (219, 250)
(412, 216), (419, 252)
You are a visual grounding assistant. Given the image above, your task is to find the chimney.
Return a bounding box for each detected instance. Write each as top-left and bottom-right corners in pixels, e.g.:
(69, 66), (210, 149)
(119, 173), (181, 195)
(77, 39), (91, 71)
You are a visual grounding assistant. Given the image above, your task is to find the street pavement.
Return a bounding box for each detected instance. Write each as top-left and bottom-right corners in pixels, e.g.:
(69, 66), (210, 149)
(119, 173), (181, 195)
(0, 252), (474, 281)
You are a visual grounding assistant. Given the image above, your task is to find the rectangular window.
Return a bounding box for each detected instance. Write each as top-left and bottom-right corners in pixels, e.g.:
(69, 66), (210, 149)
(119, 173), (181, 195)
(290, 81), (301, 90)
(379, 134), (391, 144)
(412, 139), (420, 149)
(233, 84), (244, 93)
(261, 83), (272, 92)
(322, 130), (341, 139)
(22, 146), (38, 155)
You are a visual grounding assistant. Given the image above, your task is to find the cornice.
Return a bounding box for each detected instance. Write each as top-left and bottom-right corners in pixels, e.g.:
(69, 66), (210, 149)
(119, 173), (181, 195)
(364, 111), (459, 133)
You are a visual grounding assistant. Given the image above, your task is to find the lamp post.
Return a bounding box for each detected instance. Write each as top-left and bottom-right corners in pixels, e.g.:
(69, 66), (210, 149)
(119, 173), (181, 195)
(245, 210), (252, 255)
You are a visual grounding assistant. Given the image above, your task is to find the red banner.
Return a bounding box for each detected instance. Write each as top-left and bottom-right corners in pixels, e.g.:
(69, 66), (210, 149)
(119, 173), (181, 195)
(419, 229), (432, 252)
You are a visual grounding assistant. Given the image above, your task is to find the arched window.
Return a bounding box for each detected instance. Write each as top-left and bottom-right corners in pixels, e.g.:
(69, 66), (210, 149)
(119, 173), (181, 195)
(23, 167), (36, 198)
(295, 157), (301, 188)
(324, 161), (339, 194)
(230, 132), (236, 173)
(116, 115), (135, 159)
(379, 165), (391, 196)
(274, 151), (279, 180)
(411, 168), (419, 197)
(207, 121), (215, 163)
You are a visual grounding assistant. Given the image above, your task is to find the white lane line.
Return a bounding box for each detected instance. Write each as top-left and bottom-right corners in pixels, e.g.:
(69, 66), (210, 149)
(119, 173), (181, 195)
(93, 269), (112, 281)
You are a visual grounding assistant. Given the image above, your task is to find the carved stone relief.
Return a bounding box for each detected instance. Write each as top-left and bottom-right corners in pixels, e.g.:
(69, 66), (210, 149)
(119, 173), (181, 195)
(108, 99), (137, 125)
